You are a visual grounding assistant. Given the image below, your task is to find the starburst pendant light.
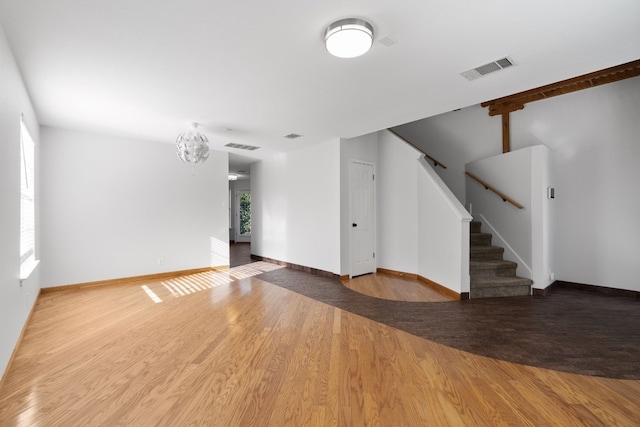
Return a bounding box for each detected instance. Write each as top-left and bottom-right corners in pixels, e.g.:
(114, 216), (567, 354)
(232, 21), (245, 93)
(324, 18), (374, 58)
(176, 122), (210, 168)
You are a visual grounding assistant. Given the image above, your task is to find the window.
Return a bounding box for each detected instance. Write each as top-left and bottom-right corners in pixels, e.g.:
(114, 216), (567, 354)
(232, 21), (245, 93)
(234, 190), (251, 243)
(20, 116), (38, 279)
(239, 192), (251, 236)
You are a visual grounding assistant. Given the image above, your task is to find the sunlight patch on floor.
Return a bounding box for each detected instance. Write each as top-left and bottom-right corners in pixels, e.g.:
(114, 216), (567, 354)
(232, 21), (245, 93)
(141, 285), (163, 303)
(141, 262), (284, 302)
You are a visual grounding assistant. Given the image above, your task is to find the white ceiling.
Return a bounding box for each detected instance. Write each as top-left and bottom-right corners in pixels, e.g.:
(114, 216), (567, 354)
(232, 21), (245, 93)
(1, 0), (639, 173)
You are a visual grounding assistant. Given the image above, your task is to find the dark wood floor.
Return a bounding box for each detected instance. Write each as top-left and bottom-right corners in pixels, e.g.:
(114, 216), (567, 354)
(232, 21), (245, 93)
(232, 244), (640, 379)
(230, 242), (252, 267)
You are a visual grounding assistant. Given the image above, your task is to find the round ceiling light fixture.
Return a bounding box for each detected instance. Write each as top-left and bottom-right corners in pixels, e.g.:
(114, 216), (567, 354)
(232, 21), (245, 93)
(324, 18), (374, 58)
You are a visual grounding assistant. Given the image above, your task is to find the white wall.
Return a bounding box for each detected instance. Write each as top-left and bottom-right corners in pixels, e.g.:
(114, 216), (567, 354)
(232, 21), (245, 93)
(251, 139), (341, 274)
(466, 148), (534, 276)
(531, 145), (555, 289)
(512, 77), (640, 292)
(0, 25), (41, 379)
(466, 145), (555, 289)
(394, 105), (501, 206)
(417, 158), (472, 294)
(376, 131), (421, 274)
(340, 133), (378, 276)
(398, 76), (640, 292)
(376, 131), (472, 293)
(40, 127), (229, 287)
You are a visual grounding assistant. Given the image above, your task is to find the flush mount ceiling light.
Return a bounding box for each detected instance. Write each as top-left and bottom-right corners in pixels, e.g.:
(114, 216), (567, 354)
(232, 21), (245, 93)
(176, 122), (210, 168)
(228, 173), (238, 181)
(324, 18), (374, 58)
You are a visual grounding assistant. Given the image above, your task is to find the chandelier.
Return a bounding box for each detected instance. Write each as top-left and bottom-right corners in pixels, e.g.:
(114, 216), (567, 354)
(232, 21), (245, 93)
(176, 122), (210, 167)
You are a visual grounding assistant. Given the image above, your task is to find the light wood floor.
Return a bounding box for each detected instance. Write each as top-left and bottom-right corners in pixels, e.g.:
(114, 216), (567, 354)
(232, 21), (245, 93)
(1, 263), (639, 426)
(342, 273), (454, 302)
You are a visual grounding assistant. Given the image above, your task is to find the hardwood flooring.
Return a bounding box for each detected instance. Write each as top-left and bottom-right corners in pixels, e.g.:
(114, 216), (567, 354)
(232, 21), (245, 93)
(259, 268), (640, 380)
(343, 273), (454, 302)
(0, 260), (639, 425)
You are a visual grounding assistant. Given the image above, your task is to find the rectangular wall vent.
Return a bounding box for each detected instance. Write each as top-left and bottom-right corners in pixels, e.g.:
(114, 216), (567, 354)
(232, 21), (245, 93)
(225, 143), (260, 151)
(461, 56), (515, 81)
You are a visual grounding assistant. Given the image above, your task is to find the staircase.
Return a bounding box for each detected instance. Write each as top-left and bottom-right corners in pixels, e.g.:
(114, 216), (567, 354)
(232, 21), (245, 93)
(470, 221), (532, 298)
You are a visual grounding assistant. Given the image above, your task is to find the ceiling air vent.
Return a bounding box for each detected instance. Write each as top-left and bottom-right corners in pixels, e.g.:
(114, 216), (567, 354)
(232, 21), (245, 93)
(461, 56), (515, 81)
(225, 142), (260, 151)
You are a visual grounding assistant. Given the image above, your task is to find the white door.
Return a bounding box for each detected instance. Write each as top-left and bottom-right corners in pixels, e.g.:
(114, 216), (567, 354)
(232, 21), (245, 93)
(235, 190), (251, 243)
(350, 161), (375, 277)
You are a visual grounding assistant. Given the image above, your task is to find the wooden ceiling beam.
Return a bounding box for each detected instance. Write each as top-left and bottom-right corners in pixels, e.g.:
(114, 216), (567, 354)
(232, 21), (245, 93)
(486, 103), (525, 117)
(481, 59), (640, 116)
